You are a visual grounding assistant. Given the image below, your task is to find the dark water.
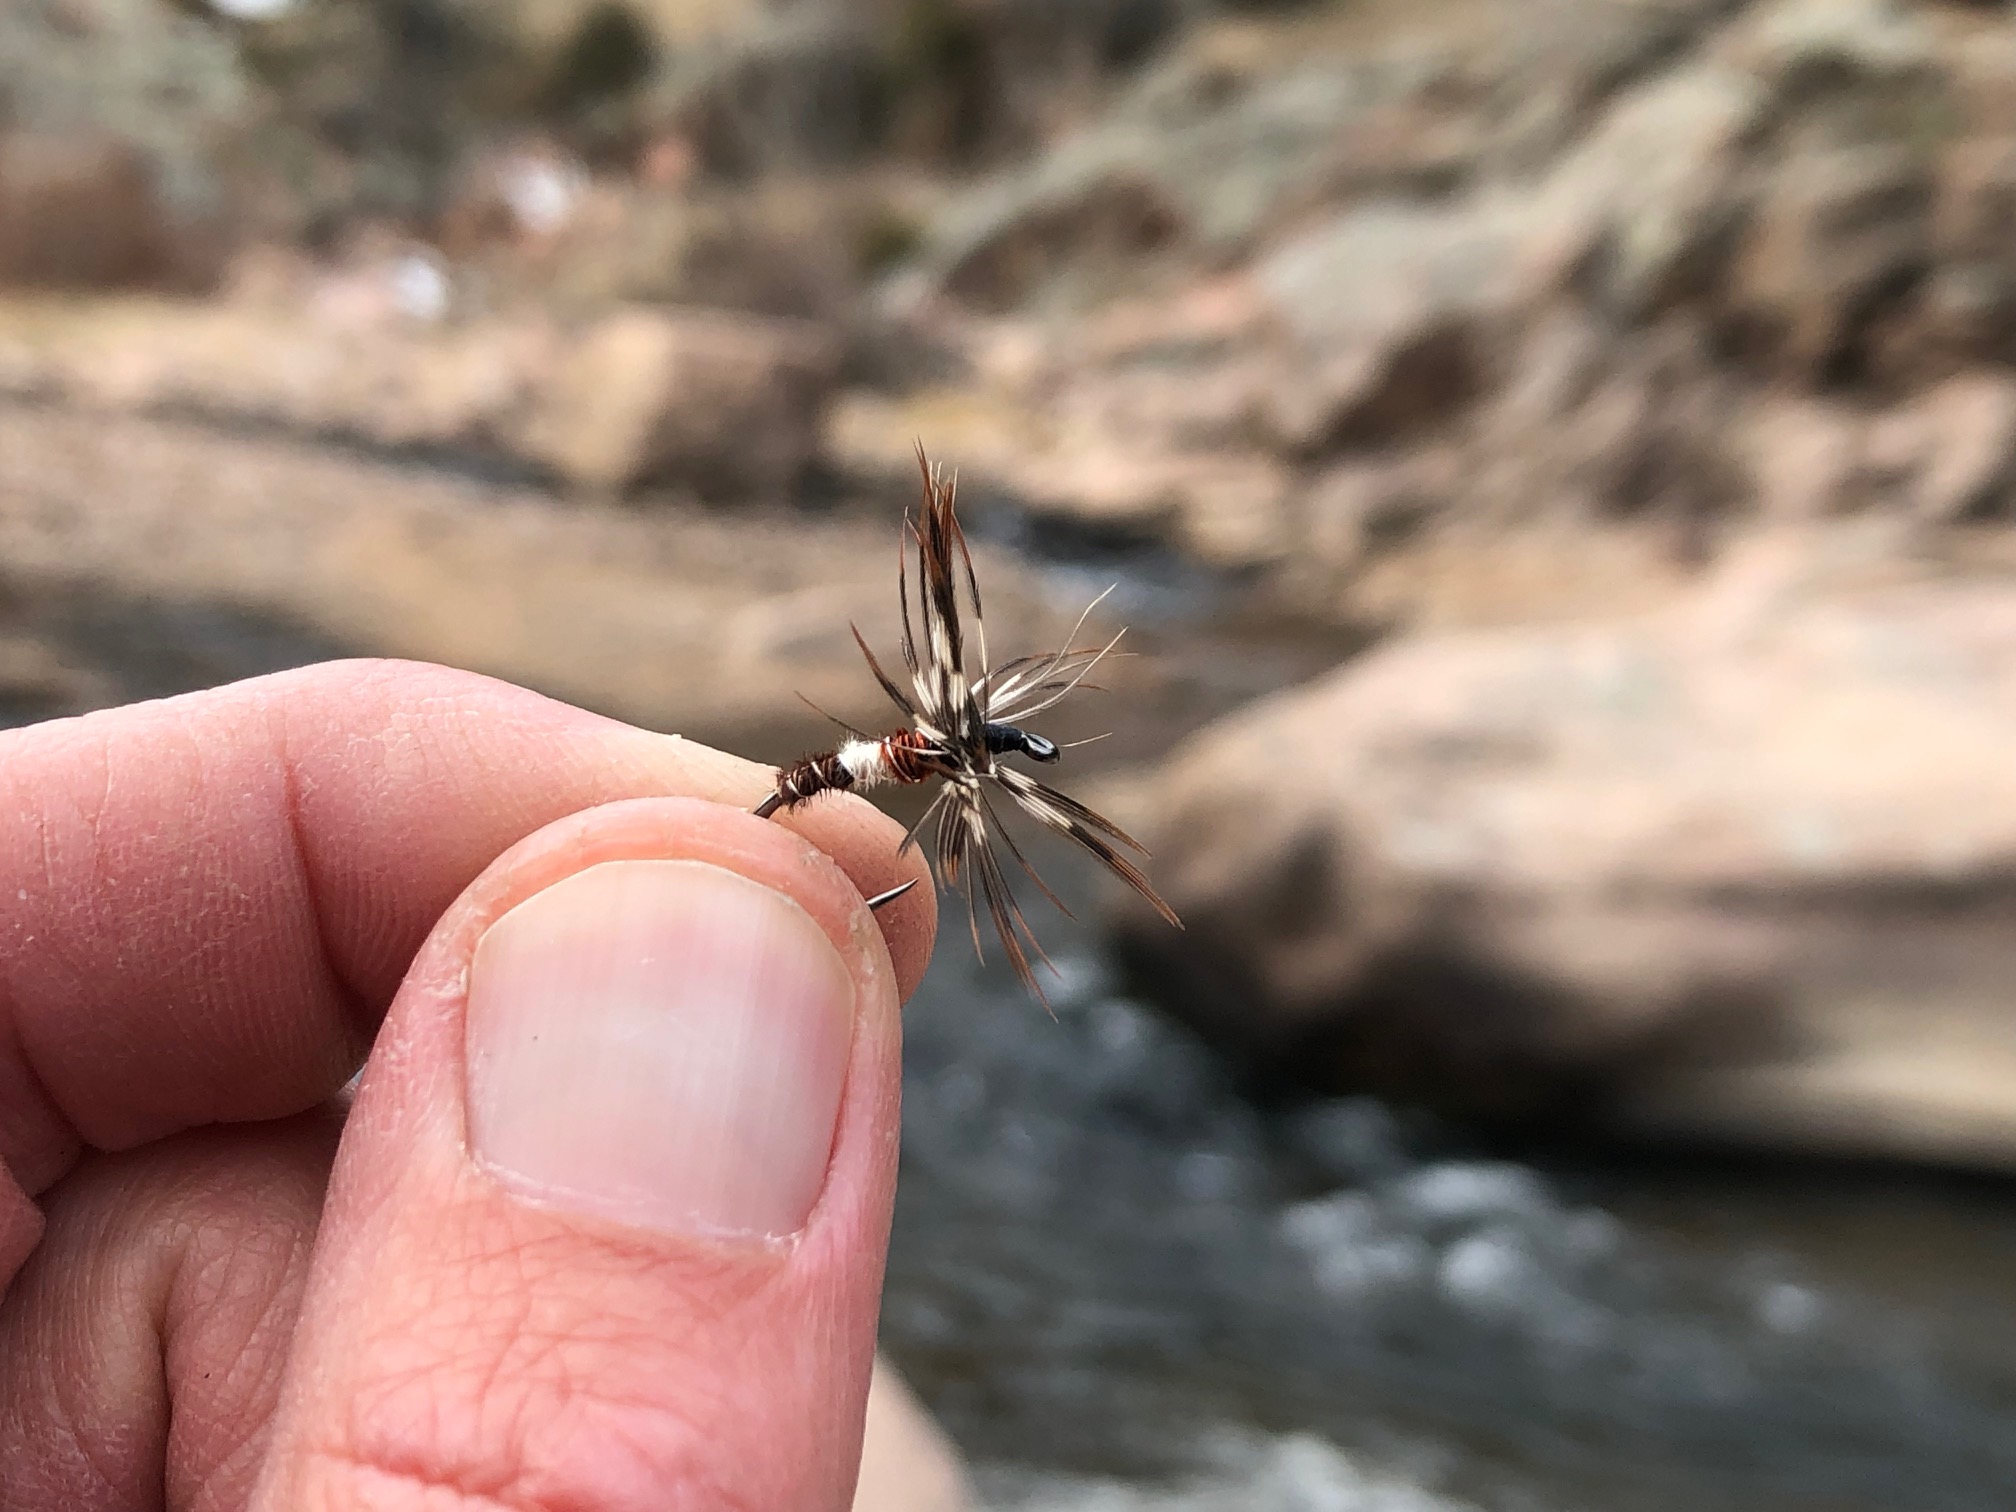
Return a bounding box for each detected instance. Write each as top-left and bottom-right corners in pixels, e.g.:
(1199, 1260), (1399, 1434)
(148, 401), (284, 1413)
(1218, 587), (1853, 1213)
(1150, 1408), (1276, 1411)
(0, 572), (359, 729)
(886, 863), (2016, 1512)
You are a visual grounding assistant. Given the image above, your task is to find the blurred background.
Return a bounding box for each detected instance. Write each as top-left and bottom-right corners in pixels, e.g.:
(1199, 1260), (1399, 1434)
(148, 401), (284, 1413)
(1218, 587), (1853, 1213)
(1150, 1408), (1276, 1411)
(8, 0), (2016, 1507)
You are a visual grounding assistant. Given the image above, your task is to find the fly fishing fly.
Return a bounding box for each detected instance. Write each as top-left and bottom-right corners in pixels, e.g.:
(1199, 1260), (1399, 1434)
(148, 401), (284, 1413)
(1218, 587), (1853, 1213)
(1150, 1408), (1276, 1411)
(755, 446), (1181, 1005)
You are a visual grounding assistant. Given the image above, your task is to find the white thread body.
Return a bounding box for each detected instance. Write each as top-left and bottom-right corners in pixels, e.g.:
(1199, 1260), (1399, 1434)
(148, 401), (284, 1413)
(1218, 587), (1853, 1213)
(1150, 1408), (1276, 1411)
(837, 738), (896, 789)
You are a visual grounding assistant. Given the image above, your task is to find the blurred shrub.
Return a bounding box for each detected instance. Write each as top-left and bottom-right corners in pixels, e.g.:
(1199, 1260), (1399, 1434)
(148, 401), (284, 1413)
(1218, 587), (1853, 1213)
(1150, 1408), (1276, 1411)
(540, 2), (659, 117)
(0, 0), (248, 215)
(234, 0), (514, 232)
(654, 10), (891, 176)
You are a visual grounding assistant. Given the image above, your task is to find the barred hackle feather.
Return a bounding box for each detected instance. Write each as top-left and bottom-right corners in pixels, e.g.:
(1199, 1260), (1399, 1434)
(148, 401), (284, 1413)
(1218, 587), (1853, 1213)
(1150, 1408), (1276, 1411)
(756, 445), (1180, 1007)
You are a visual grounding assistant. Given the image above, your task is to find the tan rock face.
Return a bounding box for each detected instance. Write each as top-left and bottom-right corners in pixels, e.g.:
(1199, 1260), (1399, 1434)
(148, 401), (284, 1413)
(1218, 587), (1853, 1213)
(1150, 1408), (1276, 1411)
(1256, 197), (1520, 456)
(522, 306), (841, 496)
(1519, 62), (1764, 323)
(0, 300), (839, 502)
(938, 172), (1187, 314)
(1114, 568), (2016, 1166)
(1892, 375), (2016, 522)
(1726, 143), (1934, 383)
(851, 0), (2016, 636)
(1736, 377), (2016, 525)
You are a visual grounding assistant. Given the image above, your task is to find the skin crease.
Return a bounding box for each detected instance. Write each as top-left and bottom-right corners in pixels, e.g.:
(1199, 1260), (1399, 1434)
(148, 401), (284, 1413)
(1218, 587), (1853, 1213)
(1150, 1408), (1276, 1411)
(0, 659), (937, 1512)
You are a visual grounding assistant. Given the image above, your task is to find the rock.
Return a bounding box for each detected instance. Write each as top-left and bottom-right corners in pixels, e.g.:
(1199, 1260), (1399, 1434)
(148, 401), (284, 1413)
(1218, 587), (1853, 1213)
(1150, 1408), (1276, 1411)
(1738, 379), (2016, 526)
(0, 135), (180, 291)
(1255, 197), (1522, 453)
(1873, 375), (2016, 522)
(828, 378), (1296, 570)
(0, 297), (840, 500)
(1237, 52), (1768, 462)
(1512, 320), (1741, 532)
(830, 272), (1304, 565)
(844, 0), (2016, 632)
(1270, 315), (1487, 458)
(898, 17), (1461, 312)
(1724, 143), (1934, 382)
(1919, 378), (2016, 520)
(1738, 0), (1937, 104)
(1741, 396), (1869, 520)
(852, 1356), (975, 1512)
(895, 0), (1762, 317)
(1522, 63), (1765, 322)
(1298, 454), (1450, 579)
(1114, 567), (2016, 1166)
(935, 170), (1187, 313)
(523, 305), (841, 496)
(649, 0), (1194, 180)
(1488, 310), (1608, 434)
(499, 0), (763, 53)
(540, 180), (864, 319)
(1922, 134), (2016, 367)
(1934, 136), (2016, 270)
(0, 297), (553, 460)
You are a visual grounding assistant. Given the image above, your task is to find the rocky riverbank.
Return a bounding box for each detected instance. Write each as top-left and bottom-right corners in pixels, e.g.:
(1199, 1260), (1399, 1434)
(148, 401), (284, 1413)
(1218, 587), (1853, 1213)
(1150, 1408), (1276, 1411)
(14, 4), (2016, 1506)
(13, 0), (2016, 1160)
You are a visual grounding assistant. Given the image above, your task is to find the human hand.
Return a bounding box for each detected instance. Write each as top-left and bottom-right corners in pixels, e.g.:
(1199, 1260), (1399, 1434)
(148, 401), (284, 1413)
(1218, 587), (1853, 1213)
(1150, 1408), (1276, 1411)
(0, 659), (936, 1511)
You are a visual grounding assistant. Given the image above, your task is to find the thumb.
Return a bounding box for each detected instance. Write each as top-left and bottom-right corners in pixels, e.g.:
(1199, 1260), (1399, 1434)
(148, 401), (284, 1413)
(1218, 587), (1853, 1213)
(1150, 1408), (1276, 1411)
(254, 797), (911, 1512)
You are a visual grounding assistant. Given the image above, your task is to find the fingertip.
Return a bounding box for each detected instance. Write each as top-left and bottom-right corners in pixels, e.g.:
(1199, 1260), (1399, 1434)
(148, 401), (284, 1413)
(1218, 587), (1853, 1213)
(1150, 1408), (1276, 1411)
(256, 795), (914, 1512)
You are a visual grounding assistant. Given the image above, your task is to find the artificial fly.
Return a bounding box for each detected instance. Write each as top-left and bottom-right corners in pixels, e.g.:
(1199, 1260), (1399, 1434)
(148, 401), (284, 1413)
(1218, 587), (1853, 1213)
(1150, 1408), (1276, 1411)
(755, 445), (1181, 1006)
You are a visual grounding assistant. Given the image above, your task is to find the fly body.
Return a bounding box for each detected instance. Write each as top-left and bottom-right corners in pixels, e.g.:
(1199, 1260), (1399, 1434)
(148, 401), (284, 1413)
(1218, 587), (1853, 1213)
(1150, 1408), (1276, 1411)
(756, 444), (1181, 1006)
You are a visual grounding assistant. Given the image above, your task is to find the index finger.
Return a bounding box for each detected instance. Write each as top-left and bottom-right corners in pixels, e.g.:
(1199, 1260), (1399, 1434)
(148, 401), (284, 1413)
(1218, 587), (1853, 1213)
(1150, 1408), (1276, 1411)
(0, 659), (935, 1199)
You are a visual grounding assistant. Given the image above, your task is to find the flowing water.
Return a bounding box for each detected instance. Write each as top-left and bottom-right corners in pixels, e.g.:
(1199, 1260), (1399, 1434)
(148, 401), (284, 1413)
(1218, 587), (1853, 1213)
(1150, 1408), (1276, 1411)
(886, 869), (2016, 1512)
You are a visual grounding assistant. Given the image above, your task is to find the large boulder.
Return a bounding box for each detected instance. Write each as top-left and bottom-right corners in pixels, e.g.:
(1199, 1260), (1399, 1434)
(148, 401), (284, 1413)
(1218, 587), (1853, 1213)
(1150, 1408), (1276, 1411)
(523, 304), (841, 495)
(1520, 62), (1765, 323)
(1114, 558), (2016, 1167)
(1255, 196), (1518, 455)
(1723, 142), (1935, 383)
(0, 135), (184, 291)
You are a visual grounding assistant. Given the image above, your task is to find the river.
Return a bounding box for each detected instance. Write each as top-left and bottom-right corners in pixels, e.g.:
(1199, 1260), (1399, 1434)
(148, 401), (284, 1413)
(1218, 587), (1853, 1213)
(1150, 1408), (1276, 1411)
(887, 861), (2016, 1512)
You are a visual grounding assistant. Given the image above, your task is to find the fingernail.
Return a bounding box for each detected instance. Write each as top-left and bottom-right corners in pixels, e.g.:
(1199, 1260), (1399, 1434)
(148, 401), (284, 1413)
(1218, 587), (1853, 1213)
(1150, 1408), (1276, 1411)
(465, 859), (855, 1238)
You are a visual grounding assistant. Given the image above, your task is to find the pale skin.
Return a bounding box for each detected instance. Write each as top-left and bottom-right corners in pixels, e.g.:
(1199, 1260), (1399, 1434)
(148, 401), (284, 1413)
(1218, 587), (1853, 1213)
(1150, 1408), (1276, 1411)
(0, 659), (938, 1511)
